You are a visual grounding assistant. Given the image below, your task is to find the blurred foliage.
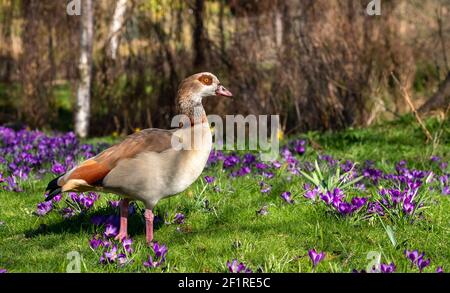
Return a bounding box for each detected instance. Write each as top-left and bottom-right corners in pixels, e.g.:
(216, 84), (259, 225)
(0, 0), (449, 135)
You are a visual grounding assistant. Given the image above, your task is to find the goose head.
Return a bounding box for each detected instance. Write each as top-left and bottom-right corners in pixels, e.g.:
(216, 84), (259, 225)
(177, 72), (233, 105)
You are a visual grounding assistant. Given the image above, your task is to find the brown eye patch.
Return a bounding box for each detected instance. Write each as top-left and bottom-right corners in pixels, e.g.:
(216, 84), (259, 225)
(198, 74), (213, 85)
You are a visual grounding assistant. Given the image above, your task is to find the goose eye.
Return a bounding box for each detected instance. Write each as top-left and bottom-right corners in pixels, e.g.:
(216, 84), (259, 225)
(199, 75), (213, 85)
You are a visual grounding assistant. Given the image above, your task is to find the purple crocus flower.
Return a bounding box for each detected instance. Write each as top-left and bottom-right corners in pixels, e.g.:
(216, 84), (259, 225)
(304, 188), (318, 200)
(207, 150), (225, 165)
(337, 202), (353, 215)
(403, 199), (415, 215)
(242, 153), (256, 165)
(109, 200), (120, 208)
(405, 249), (431, 272)
(340, 160), (354, 173)
(0, 269), (7, 273)
(52, 194), (62, 202)
(319, 154), (337, 166)
(417, 257), (431, 273)
(4, 175), (22, 192)
(227, 259), (252, 273)
(280, 191), (294, 204)
(436, 267), (444, 273)
(143, 242), (168, 268)
(308, 249), (326, 268)
(288, 139), (306, 155)
(439, 175), (449, 186)
(122, 238), (133, 254)
(174, 213), (185, 224)
(404, 249), (420, 264)
(79, 194), (95, 209)
(430, 156), (441, 162)
(363, 167), (383, 184)
(320, 191), (332, 204)
(380, 263), (396, 273)
(442, 186), (450, 196)
(143, 255), (159, 268)
(91, 215), (106, 226)
(262, 171), (274, 179)
(351, 197), (367, 211)
(367, 202), (385, 216)
(102, 239), (112, 248)
(204, 176), (215, 184)
(104, 224), (118, 238)
(355, 183), (366, 191)
(255, 162), (268, 170)
(259, 182), (272, 194)
(127, 202), (136, 216)
(117, 253), (128, 266)
(102, 245), (118, 263)
(388, 189), (404, 205)
(331, 194), (343, 209)
(223, 155), (240, 168)
(294, 142), (305, 155)
(153, 242), (168, 261)
(243, 153), (256, 165)
(89, 235), (103, 250)
(35, 201), (53, 216)
(69, 192), (79, 202)
(303, 184), (319, 200)
(256, 205), (269, 216)
(280, 147), (292, 159)
(232, 166), (251, 177)
(51, 162), (66, 175)
(272, 161), (282, 169)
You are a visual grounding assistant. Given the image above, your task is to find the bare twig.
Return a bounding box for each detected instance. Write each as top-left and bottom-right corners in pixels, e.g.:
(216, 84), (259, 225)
(391, 73), (433, 142)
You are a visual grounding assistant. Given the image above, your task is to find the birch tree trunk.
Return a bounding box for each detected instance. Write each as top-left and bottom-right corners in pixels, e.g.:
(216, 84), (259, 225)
(75, 0), (93, 138)
(275, 10), (283, 48)
(108, 0), (127, 60)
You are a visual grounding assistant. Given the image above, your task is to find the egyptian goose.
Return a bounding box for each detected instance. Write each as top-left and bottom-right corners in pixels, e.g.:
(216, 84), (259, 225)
(44, 72), (233, 244)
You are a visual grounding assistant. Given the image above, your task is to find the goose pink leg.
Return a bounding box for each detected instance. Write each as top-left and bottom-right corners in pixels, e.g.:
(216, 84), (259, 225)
(114, 199), (129, 241)
(144, 209), (154, 245)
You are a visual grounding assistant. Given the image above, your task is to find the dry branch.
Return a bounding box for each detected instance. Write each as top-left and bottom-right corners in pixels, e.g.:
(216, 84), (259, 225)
(391, 73), (433, 143)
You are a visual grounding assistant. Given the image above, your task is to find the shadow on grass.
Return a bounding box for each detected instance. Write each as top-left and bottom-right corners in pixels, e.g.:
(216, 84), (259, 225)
(24, 206), (166, 239)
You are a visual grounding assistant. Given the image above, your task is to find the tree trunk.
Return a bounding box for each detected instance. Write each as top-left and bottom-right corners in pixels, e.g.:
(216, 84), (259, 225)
(75, 0), (94, 138)
(219, 0), (225, 57)
(274, 9), (283, 48)
(419, 72), (450, 113)
(108, 0), (127, 60)
(193, 0), (205, 69)
(20, 0), (53, 128)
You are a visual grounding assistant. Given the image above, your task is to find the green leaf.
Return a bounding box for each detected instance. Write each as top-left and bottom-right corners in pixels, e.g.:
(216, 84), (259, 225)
(340, 175), (364, 189)
(314, 160), (324, 181)
(300, 171), (318, 185)
(385, 225), (397, 247)
(377, 214), (397, 247)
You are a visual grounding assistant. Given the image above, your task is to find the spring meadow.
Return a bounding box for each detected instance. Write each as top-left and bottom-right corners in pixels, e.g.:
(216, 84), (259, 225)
(0, 0), (449, 278)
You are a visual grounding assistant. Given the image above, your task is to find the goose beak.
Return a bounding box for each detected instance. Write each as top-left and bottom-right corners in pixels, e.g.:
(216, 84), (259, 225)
(215, 84), (233, 97)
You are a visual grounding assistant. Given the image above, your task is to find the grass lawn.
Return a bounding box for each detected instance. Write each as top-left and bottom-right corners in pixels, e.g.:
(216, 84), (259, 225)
(0, 116), (449, 273)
